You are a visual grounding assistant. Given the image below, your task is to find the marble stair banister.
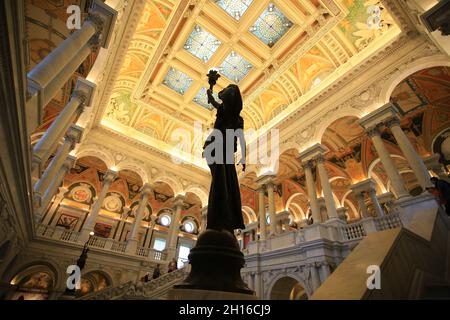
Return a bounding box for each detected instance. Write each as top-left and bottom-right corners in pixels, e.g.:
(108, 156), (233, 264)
(311, 200), (449, 299)
(79, 265), (190, 300)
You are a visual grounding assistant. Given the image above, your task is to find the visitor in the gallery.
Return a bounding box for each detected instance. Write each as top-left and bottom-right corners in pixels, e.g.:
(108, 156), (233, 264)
(430, 177), (450, 215)
(168, 258), (177, 273)
(152, 264), (161, 279)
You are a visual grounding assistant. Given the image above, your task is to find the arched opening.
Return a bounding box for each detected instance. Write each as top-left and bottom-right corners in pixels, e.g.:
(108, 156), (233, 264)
(8, 265), (56, 300)
(78, 271), (112, 297)
(270, 276), (307, 300)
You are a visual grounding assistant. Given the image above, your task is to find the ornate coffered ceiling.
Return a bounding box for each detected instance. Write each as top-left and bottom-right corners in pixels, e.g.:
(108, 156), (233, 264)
(97, 0), (401, 169)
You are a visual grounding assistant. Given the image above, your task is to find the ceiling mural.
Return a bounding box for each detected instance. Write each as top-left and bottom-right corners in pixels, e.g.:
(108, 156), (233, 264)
(99, 0), (401, 167)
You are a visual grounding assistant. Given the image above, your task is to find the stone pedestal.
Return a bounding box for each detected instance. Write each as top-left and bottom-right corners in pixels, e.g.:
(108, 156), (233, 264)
(168, 288), (258, 300)
(173, 229), (254, 296)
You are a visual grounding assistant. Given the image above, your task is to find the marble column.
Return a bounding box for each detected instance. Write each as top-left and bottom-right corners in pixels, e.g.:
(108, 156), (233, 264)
(316, 155), (338, 220)
(386, 117), (432, 189)
(310, 263), (321, 292)
(368, 188), (384, 217)
(257, 187), (267, 240)
(80, 169), (117, 242)
(199, 206), (208, 233)
(32, 79), (95, 172)
(367, 126), (409, 198)
(33, 125), (83, 206)
(355, 192), (369, 219)
(303, 160), (321, 224)
(41, 186), (68, 225)
(319, 262), (331, 283)
(167, 195), (185, 260)
(254, 272), (262, 297)
(127, 184), (152, 254)
(36, 156), (77, 220)
(266, 182), (277, 236)
(144, 217), (156, 248)
(27, 2), (116, 108)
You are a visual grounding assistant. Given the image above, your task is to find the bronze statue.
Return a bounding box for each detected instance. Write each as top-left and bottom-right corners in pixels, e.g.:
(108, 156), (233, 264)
(203, 70), (246, 234)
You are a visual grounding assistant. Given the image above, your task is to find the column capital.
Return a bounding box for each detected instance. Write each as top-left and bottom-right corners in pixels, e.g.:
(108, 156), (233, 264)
(140, 183), (153, 196)
(302, 159), (315, 170)
(173, 194), (186, 208)
(385, 116), (401, 129)
(62, 155), (77, 171)
(88, 0), (118, 49)
(358, 102), (399, 129)
(65, 125), (84, 146)
(73, 77), (96, 106)
(103, 169), (118, 183)
(314, 154), (325, 164)
(365, 125), (382, 138)
(298, 143), (328, 163)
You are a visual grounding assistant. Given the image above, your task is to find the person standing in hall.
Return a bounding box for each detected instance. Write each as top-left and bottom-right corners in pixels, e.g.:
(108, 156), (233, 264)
(168, 258), (177, 273)
(152, 264), (161, 279)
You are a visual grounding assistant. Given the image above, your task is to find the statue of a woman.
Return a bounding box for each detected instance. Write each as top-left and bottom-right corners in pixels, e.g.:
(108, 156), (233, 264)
(203, 84), (246, 234)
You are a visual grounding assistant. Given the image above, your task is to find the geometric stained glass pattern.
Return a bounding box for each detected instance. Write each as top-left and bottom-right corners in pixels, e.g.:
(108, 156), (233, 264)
(184, 25), (221, 63)
(250, 3), (293, 47)
(219, 51), (253, 83)
(215, 0), (253, 21)
(193, 87), (221, 110)
(162, 67), (193, 95)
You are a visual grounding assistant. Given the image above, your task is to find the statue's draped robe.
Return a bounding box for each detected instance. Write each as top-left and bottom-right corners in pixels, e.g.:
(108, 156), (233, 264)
(203, 95), (245, 232)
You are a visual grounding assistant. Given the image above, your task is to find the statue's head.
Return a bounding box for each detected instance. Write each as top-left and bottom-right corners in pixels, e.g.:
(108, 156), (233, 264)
(218, 84), (242, 112)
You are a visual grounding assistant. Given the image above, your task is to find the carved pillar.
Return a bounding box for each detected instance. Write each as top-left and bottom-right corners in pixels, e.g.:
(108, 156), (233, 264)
(167, 194), (185, 260)
(386, 117), (432, 189)
(303, 160), (321, 223)
(126, 184), (152, 254)
(355, 192), (369, 219)
(80, 169), (117, 242)
(41, 187), (68, 225)
(36, 156), (77, 220)
(266, 182), (277, 235)
(34, 125), (83, 206)
(309, 263), (321, 292)
(257, 187), (267, 240)
(114, 207), (130, 241)
(27, 1), (116, 108)
(32, 79), (94, 172)
(316, 155), (338, 220)
(366, 126), (409, 198)
(368, 188), (384, 217)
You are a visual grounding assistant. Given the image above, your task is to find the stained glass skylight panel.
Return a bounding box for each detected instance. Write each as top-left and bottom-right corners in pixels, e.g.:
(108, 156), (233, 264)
(250, 3), (293, 47)
(184, 25), (221, 63)
(215, 0), (253, 21)
(219, 51), (253, 83)
(193, 87), (221, 110)
(162, 67), (193, 95)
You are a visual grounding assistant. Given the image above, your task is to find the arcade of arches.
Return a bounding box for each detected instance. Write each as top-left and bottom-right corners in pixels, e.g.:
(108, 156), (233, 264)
(0, 0), (450, 300)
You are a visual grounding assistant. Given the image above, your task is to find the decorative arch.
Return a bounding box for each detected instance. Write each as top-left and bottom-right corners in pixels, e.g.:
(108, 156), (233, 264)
(152, 175), (183, 196)
(242, 206), (257, 223)
(266, 272), (310, 300)
(115, 161), (149, 184)
(315, 110), (365, 144)
(184, 186), (208, 208)
(75, 146), (115, 169)
(379, 55), (450, 104)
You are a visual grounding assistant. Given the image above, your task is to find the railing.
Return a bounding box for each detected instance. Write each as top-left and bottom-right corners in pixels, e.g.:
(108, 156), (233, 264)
(136, 247), (166, 261)
(88, 236), (108, 249)
(35, 224), (80, 243)
(79, 265), (190, 300)
(375, 212), (402, 231)
(111, 240), (127, 253)
(341, 221), (366, 240)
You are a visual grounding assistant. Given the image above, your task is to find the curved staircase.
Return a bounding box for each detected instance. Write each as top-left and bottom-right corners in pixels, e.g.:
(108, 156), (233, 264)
(79, 266), (190, 300)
